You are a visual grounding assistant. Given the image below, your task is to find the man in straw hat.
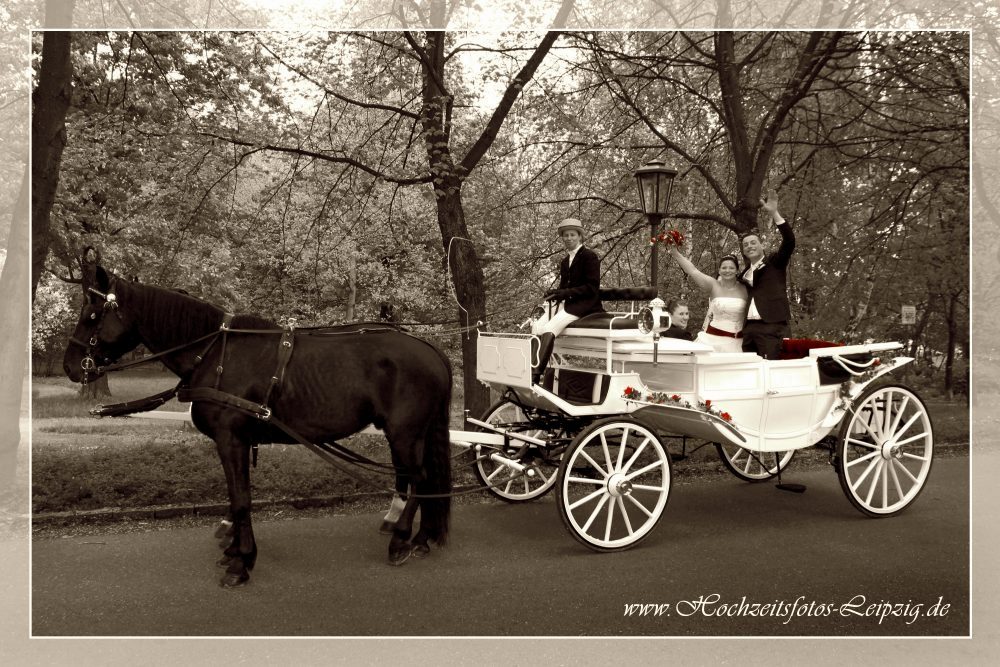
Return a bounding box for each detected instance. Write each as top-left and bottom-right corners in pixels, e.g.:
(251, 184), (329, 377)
(531, 217), (603, 383)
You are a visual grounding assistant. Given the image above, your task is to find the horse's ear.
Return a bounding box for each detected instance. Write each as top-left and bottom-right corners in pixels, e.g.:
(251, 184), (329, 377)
(79, 246), (107, 293)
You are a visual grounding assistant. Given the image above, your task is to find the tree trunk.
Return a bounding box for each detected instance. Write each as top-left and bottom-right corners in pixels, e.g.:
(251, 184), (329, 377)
(908, 298), (933, 358)
(0, 167), (31, 496)
(346, 254), (357, 321)
(418, 30), (490, 418)
(31, 29), (73, 299)
(944, 292), (958, 400)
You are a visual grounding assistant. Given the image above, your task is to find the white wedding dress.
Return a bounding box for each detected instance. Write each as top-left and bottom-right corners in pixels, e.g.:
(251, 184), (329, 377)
(695, 296), (747, 353)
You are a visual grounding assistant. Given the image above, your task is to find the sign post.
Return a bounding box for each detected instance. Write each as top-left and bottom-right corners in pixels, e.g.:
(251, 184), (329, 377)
(901, 305), (916, 325)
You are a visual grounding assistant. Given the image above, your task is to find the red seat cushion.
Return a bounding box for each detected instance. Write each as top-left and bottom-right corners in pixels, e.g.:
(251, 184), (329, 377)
(779, 338), (843, 360)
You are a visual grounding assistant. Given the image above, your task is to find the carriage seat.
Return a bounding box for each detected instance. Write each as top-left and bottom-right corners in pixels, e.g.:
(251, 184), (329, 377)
(567, 287), (657, 330)
(779, 338), (843, 360)
(570, 312), (641, 330)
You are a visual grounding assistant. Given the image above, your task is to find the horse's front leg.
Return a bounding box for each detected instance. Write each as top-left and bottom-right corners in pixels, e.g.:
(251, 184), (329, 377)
(388, 481), (419, 566)
(215, 435), (257, 588)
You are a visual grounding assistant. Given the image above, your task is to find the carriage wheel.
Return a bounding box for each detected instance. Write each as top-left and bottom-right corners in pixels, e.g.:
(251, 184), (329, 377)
(836, 384), (934, 517)
(472, 400), (560, 503)
(557, 419), (671, 552)
(716, 443), (795, 482)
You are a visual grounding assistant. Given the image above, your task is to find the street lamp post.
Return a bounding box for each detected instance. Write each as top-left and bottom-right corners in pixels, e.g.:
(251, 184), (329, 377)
(633, 160), (678, 288)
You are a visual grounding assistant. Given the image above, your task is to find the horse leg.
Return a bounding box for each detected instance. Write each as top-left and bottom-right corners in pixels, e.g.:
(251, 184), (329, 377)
(379, 485), (407, 535)
(215, 435), (257, 588)
(388, 481), (420, 566)
(411, 397), (453, 558)
(215, 510), (235, 548)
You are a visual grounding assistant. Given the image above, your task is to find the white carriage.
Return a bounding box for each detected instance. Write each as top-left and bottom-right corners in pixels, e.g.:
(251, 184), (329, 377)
(458, 290), (934, 552)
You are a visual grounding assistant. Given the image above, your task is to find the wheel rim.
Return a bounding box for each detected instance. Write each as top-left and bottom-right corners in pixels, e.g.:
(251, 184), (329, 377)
(841, 386), (933, 515)
(560, 422), (670, 549)
(476, 402), (560, 501)
(718, 443), (795, 481)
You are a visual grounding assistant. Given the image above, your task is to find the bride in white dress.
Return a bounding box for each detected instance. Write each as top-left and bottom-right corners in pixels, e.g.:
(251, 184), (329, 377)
(668, 246), (748, 353)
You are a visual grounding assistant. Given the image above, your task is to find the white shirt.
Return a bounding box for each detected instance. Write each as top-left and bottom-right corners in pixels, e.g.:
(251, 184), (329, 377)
(744, 258), (765, 320)
(567, 245), (582, 268)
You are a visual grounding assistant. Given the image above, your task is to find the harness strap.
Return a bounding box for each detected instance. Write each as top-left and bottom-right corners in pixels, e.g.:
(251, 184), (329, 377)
(214, 313), (234, 390)
(90, 385), (182, 418)
(261, 328), (295, 409)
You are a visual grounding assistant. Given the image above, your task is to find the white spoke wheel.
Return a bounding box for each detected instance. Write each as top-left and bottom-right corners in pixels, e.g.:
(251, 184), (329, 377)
(837, 384), (934, 517)
(473, 400), (560, 503)
(716, 443), (795, 482)
(557, 419), (671, 552)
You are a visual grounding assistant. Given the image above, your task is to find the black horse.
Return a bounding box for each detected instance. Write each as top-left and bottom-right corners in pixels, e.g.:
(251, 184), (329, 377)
(63, 262), (452, 587)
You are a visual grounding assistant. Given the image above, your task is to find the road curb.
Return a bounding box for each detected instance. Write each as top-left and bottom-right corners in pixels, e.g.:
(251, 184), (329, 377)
(31, 491), (389, 525)
(32, 442), (967, 526)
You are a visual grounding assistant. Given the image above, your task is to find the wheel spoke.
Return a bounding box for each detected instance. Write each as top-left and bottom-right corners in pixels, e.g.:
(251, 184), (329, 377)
(845, 450), (880, 468)
(486, 464), (506, 482)
(846, 437), (878, 450)
(568, 487), (606, 511)
(616, 497), (634, 536)
(579, 449), (610, 479)
(631, 484), (668, 492)
(881, 456), (888, 508)
(880, 390), (893, 438)
(600, 432), (614, 474)
(581, 494), (609, 533)
(851, 455), (881, 492)
(604, 498), (615, 542)
(887, 459), (906, 501)
(900, 451), (931, 463)
(534, 467), (549, 484)
(621, 438), (650, 475)
(625, 492), (653, 518)
(855, 413), (883, 446)
(503, 478), (514, 494)
(891, 411), (922, 441)
(567, 476), (604, 485)
(894, 460), (920, 484)
(886, 395), (910, 437)
(625, 459), (664, 481)
(864, 459), (884, 505)
(895, 431), (930, 448)
(615, 430), (630, 472)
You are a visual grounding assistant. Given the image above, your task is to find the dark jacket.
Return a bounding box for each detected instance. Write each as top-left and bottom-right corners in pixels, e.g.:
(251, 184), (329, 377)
(557, 246), (604, 317)
(740, 223), (795, 323)
(663, 324), (693, 341)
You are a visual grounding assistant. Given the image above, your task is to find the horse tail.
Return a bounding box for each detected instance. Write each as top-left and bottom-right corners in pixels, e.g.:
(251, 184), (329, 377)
(418, 349), (452, 546)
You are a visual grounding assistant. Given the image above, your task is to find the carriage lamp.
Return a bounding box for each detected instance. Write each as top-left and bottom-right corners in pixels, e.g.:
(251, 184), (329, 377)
(638, 298), (670, 335)
(633, 160), (678, 287)
(638, 297), (670, 366)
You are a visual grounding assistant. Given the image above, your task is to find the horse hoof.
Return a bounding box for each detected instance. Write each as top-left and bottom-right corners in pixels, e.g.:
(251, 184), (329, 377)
(217, 555), (234, 569)
(378, 520), (395, 535)
(219, 571), (250, 588)
(411, 543), (430, 559)
(388, 546), (413, 566)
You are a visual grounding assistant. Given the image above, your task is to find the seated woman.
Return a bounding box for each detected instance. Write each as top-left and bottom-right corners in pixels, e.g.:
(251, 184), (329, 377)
(668, 246), (747, 353)
(662, 299), (693, 340)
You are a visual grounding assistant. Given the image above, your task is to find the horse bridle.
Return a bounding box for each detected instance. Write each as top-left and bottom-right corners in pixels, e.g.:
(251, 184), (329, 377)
(68, 283), (121, 380)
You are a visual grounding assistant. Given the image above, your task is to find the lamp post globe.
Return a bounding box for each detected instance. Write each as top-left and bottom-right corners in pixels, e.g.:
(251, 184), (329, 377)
(633, 160), (678, 287)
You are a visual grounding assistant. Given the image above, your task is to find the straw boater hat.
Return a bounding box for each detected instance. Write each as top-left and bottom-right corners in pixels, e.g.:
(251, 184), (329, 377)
(556, 218), (584, 235)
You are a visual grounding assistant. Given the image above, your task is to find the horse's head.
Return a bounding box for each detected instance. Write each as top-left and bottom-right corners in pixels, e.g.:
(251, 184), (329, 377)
(63, 263), (142, 384)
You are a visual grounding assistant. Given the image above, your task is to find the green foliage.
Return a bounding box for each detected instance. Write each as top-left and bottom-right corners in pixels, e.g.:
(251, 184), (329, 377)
(39, 30), (967, 395)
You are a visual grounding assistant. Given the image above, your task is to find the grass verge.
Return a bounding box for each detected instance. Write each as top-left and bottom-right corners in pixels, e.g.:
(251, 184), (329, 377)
(32, 373), (970, 516)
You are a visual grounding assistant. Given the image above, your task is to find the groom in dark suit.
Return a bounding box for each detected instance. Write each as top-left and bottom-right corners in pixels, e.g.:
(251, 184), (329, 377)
(739, 195), (796, 359)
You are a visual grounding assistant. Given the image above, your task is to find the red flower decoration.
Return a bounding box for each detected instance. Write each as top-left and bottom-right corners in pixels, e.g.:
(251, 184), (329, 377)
(624, 386), (634, 394)
(873, 358), (881, 366)
(704, 399), (712, 409)
(721, 412), (732, 422)
(649, 237), (657, 245)
(671, 394), (681, 401)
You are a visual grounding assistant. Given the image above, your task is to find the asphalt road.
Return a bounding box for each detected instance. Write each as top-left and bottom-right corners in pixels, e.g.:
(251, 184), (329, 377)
(32, 457), (969, 637)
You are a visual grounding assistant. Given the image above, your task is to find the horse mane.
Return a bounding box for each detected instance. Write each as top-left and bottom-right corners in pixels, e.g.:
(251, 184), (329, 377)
(117, 280), (227, 346)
